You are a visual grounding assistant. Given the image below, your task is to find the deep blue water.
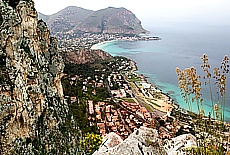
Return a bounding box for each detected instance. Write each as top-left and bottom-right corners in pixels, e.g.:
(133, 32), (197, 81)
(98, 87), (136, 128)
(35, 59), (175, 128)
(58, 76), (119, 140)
(95, 22), (230, 121)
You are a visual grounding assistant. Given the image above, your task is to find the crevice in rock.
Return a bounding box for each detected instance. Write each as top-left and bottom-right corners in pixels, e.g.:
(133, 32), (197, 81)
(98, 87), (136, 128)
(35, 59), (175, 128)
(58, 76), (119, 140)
(0, 13), (3, 26)
(138, 143), (144, 155)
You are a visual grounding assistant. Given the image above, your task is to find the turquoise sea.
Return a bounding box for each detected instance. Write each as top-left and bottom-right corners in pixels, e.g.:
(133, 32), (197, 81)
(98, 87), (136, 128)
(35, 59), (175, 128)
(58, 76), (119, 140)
(94, 22), (230, 122)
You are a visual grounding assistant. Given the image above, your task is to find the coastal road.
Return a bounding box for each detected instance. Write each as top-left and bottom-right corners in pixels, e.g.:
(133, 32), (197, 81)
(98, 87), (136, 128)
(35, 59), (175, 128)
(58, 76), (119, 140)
(120, 71), (166, 118)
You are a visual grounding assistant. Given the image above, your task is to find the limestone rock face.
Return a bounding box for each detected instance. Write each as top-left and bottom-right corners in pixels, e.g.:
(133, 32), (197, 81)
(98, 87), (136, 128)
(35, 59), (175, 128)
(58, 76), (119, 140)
(164, 134), (197, 155)
(0, 0), (75, 154)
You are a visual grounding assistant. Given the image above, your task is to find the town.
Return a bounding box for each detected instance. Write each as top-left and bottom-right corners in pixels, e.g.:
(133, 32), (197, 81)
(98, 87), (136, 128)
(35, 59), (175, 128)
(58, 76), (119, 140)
(60, 32), (230, 153)
(55, 32), (161, 52)
(62, 55), (191, 140)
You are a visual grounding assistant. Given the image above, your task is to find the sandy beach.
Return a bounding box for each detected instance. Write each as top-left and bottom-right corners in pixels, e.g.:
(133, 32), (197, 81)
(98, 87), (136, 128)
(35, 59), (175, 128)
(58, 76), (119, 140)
(90, 40), (117, 50)
(124, 61), (174, 114)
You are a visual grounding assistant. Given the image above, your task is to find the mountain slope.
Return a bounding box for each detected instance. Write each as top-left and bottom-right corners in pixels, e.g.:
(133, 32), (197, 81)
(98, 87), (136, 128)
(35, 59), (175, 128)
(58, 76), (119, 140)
(39, 6), (148, 35)
(39, 6), (93, 34)
(73, 7), (147, 34)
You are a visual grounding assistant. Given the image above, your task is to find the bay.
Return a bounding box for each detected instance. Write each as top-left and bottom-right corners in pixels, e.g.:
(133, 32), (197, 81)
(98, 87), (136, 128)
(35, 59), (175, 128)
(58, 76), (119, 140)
(94, 22), (230, 122)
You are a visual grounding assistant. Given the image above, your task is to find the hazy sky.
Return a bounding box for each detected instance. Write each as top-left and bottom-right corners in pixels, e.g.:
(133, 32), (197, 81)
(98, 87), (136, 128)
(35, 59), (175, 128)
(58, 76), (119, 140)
(34, 0), (230, 26)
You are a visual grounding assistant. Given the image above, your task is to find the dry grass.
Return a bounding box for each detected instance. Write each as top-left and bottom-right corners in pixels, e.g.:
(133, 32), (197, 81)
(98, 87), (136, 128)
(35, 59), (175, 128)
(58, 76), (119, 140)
(175, 54), (230, 154)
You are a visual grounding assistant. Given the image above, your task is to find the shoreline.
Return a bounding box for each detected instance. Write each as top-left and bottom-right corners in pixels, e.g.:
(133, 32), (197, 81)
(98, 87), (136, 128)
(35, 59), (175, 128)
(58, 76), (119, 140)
(90, 35), (161, 50)
(131, 60), (230, 124)
(129, 58), (230, 127)
(88, 35), (230, 123)
(129, 59), (175, 114)
(90, 38), (179, 115)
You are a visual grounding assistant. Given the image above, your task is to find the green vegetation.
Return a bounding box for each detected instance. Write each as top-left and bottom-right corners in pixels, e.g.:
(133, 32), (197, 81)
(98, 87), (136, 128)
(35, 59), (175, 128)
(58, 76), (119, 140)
(122, 98), (136, 103)
(139, 99), (153, 112)
(68, 99), (98, 134)
(80, 133), (102, 154)
(62, 57), (128, 143)
(64, 58), (115, 77)
(127, 73), (142, 82)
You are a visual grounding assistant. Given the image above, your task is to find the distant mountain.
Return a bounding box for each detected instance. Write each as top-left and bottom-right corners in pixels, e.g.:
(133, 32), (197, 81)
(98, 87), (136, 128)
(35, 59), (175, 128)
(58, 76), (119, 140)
(38, 6), (148, 35)
(38, 12), (49, 21)
(39, 6), (93, 34)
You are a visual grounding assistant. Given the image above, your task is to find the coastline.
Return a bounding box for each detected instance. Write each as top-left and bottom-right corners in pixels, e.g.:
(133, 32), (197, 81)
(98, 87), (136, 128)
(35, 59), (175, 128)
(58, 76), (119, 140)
(131, 58), (230, 124)
(90, 39), (230, 123)
(90, 35), (161, 50)
(128, 59), (175, 114)
(90, 37), (176, 114)
(128, 56), (230, 131)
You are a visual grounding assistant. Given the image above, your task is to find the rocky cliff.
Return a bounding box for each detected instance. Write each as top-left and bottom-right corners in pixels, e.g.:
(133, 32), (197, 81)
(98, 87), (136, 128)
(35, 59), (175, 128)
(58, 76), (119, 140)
(0, 0), (78, 154)
(64, 49), (113, 64)
(38, 6), (148, 35)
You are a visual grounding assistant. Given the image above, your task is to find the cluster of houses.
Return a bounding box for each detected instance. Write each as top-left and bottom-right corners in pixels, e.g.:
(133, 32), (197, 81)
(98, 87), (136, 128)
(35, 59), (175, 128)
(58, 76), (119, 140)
(55, 32), (160, 53)
(84, 58), (160, 139)
(65, 68), (106, 96)
(64, 57), (167, 138)
(108, 73), (132, 98)
(63, 52), (190, 141)
(87, 99), (154, 139)
(107, 59), (136, 98)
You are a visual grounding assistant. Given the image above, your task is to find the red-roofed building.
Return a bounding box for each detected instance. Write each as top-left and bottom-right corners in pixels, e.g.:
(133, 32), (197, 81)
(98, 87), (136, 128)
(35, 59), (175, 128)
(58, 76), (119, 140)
(88, 100), (94, 114)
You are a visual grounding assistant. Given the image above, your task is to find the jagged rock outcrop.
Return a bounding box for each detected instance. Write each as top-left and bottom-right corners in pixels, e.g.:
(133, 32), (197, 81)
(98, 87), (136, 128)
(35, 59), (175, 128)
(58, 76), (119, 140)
(0, 0), (78, 154)
(64, 48), (113, 64)
(93, 127), (197, 155)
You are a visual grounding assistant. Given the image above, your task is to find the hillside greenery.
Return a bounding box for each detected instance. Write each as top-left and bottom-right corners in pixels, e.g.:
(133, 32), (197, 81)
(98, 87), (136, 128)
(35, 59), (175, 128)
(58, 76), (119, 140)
(61, 56), (130, 153)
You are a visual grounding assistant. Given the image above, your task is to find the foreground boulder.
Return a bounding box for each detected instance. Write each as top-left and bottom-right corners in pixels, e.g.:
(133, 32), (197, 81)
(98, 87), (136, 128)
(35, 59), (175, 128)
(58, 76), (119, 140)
(93, 127), (166, 155)
(164, 134), (197, 155)
(93, 126), (197, 155)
